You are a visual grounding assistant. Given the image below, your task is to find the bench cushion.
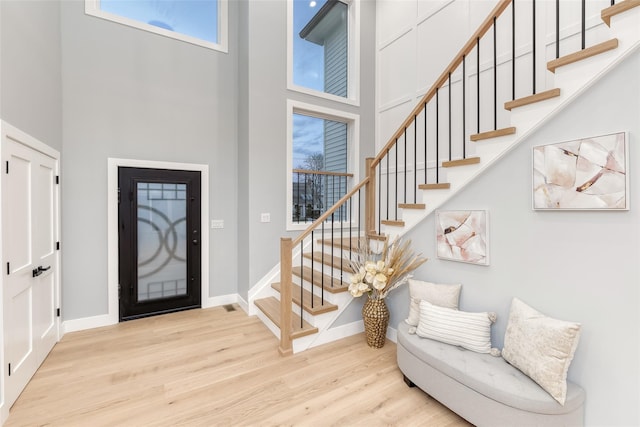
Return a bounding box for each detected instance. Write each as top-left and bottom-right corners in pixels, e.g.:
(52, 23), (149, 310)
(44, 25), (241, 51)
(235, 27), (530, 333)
(397, 322), (585, 415)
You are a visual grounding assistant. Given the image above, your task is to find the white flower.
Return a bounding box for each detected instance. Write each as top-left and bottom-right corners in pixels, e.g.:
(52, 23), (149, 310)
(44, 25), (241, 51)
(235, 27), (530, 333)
(375, 260), (386, 272)
(348, 282), (364, 297)
(372, 273), (388, 290)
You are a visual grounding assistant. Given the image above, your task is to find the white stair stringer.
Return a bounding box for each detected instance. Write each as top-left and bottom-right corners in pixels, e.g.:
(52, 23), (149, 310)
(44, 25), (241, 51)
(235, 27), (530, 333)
(249, 5), (640, 353)
(386, 6), (640, 240)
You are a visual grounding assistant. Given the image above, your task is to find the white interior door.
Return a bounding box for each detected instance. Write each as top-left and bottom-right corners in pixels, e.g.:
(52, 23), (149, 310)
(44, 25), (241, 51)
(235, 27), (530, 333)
(2, 125), (59, 410)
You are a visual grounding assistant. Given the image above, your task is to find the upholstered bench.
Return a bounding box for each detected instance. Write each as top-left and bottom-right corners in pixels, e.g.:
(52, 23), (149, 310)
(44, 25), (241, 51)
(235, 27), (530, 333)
(397, 321), (586, 426)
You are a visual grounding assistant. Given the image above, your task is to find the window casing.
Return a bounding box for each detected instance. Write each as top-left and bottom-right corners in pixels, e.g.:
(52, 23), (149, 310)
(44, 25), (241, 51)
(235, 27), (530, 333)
(85, 0), (228, 53)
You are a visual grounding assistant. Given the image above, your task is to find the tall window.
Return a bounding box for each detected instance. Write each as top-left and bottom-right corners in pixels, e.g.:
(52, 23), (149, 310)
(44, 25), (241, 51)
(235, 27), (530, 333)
(288, 102), (359, 229)
(290, 0), (356, 102)
(85, 0), (228, 52)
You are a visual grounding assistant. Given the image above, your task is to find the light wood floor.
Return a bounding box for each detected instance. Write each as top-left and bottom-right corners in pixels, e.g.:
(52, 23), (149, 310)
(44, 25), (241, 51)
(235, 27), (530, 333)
(6, 305), (470, 427)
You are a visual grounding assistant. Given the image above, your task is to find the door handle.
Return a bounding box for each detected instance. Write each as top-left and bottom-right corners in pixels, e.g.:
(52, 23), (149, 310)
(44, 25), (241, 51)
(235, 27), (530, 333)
(32, 265), (51, 277)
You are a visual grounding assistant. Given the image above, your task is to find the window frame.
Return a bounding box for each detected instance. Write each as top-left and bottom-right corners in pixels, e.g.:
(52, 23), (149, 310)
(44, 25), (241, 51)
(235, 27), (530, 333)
(286, 100), (360, 231)
(287, 0), (360, 106)
(85, 0), (229, 53)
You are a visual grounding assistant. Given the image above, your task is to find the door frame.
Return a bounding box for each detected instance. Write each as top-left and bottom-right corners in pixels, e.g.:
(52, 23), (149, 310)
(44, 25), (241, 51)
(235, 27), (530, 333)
(107, 158), (209, 325)
(0, 121), (61, 424)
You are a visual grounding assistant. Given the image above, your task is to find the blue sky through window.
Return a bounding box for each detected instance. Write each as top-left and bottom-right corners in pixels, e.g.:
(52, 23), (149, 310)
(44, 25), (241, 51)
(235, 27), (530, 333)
(293, 0), (327, 92)
(293, 0), (328, 170)
(293, 113), (324, 169)
(100, 0), (218, 44)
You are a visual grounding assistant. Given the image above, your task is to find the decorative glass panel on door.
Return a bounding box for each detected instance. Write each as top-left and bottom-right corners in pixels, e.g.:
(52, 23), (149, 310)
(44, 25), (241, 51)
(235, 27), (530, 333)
(137, 182), (187, 301)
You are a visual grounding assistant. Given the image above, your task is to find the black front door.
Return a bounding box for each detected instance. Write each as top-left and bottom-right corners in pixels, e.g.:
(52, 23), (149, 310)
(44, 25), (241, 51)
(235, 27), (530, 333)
(118, 167), (201, 321)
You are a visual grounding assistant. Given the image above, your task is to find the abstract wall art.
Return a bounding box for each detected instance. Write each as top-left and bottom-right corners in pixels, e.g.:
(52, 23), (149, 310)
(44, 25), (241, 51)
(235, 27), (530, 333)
(533, 132), (628, 210)
(435, 210), (489, 265)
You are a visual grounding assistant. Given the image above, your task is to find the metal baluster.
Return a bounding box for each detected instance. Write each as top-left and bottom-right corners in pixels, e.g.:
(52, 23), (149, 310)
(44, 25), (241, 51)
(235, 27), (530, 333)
(424, 103), (428, 183)
(436, 88), (440, 183)
(378, 160), (382, 234)
(448, 72), (452, 161)
(395, 143), (398, 220)
(403, 127), (407, 208)
(414, 116), (417, 202)
(385, 152), (389, 226)
(533, 0), (536, 95)
(311, 230), (314, 309)
(331, 212), (334, 288)
(556, 0), (560, 59)
(321, 221), (325, 304)
(300, 239), (304, 328)
(463, 55), (466, 158)
(493, 16), (497, 131)
(477, 38), (480, 134)
(581, 0), (586, 50)
(513, 0), (516, 99)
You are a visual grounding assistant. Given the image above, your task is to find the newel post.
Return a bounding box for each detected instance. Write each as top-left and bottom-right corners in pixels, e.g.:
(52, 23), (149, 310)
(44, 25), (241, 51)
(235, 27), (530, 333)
(365, 157), (376, 234)
(279, 237), (293, 356)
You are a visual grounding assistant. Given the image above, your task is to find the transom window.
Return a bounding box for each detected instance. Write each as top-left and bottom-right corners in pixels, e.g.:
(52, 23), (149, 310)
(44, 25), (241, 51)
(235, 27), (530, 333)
(85, 0), (228, 53)
(289, 0), (358, 104)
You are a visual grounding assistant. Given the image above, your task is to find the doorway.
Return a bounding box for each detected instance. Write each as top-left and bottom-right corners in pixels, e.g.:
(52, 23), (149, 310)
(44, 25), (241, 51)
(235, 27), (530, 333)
(118, 167), (201, 321)
(1, 122), (60, 412)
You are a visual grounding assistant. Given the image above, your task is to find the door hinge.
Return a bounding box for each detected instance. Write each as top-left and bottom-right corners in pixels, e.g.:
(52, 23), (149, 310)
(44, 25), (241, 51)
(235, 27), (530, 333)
(5, 161), (8, 174)
(6, 262), (9, 275)
(56, 308), (61, 317)
(117, 188), (121, 204)
(8, 363), (11, 376)
(118, 283), (121, 297)
(55, 175), (59, 185)
(56, 241), (60, 251)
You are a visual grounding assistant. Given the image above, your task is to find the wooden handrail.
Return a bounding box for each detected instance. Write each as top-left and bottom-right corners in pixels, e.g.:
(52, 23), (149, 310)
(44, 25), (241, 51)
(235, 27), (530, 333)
(371, 0), (512, 168)
(292, 169), (354, 177)
(291, 177), (369, 247)
(279, 0), (514, 355)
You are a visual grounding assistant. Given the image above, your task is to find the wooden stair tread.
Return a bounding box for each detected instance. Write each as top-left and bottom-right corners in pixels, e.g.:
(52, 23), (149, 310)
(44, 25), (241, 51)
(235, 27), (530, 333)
(399, 203), (426, 209)
(504, 88), (561, 111)
(303, 251), (355, 273)
(602, 0), (640, 26)
(367, 232), (387, 241)
(547, 39), (618, 73)
(272, 282), (338, 315)
(470, 127), (516, 142)
(442, 157), (481, 168)
(293, 265), (349, 293)
(419, 183), (451, 190)
(381, 219), (405, 227)
(317, 237), (361, 251)
(254, 297), (318, 339)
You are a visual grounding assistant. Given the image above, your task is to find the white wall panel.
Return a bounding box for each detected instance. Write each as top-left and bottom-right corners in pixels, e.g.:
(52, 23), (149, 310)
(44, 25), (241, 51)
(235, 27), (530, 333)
(377, 0), (416, 47)
(378, 32), (417, 108)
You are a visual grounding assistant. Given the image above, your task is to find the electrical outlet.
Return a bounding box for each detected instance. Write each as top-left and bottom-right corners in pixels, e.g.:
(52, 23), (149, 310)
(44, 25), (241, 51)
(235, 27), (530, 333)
(260, 213), (271, 223)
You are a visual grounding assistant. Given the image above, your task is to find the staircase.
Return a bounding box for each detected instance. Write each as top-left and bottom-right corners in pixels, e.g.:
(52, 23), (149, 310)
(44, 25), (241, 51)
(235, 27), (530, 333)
(251, 0), (640, 355)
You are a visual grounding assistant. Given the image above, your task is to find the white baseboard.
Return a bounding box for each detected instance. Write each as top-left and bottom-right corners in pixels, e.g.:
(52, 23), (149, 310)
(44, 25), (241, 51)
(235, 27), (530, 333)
(62, 294), (242, 335)
(236, 295), (249, 314)
(62, 313), (115, 334)
(203, 293), (239, 309)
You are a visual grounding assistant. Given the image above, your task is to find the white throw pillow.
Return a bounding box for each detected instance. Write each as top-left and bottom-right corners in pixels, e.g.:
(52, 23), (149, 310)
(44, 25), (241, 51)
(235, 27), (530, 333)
(416, 300), (496, 354)
(502, 298), (581, 406)
(405, 279), (461, 326)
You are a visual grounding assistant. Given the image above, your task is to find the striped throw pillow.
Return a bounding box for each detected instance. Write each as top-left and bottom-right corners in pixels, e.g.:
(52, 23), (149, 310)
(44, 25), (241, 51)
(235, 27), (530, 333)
(416, 300), (496, 354)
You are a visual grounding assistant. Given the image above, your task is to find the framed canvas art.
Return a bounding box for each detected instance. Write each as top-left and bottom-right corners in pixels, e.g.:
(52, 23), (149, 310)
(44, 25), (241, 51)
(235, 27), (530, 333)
(435, 210), (489, 265)
(533, 132), (628, 210)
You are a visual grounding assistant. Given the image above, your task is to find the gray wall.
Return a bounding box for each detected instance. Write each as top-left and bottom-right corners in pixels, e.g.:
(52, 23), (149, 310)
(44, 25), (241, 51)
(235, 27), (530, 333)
(59, 0), (239, 319)
(384, 50), (640, 426)
(0, 0), (62, 150)
(238, 0), (377, 298)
